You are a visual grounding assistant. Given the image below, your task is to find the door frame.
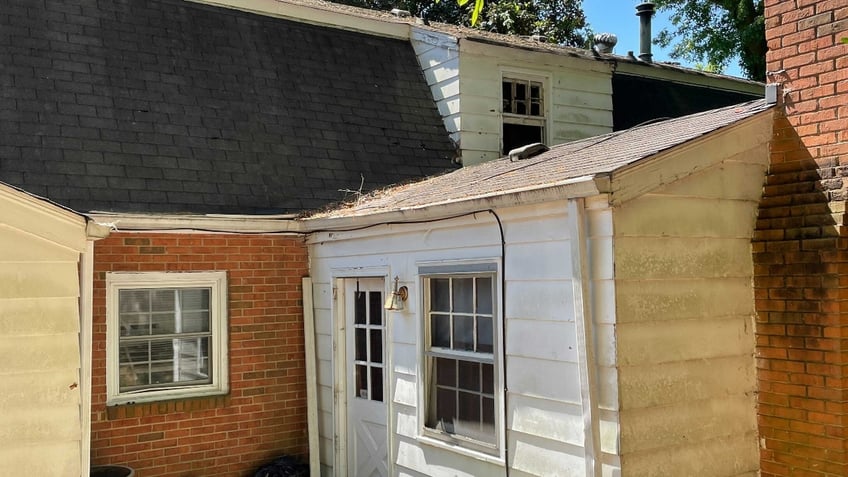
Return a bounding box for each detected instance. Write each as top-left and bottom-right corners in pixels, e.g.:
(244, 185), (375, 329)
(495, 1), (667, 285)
(332, 269), (392, 476)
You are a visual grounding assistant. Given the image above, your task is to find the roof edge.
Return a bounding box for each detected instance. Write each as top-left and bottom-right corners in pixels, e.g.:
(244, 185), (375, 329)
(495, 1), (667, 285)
(301, 176), (601, 232)
(186, 0), (411, 39)
(88, 212), (302, 234)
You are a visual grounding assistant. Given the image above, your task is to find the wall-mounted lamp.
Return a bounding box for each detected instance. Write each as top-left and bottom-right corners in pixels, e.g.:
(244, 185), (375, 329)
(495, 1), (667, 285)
(384, 276), (408, 311)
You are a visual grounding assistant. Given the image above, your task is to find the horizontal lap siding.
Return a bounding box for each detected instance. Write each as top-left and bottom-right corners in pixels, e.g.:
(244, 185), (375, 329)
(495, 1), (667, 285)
(90, 232), (308, 476)
(309, 200), (614, 476)
(614, 154), (767, 476)
(0, 211), (85, 476)
(457, 50), (613, 165)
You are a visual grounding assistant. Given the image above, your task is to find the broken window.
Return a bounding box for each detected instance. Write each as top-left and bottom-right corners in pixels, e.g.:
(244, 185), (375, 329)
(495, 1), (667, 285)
(502, 77), (546, 154)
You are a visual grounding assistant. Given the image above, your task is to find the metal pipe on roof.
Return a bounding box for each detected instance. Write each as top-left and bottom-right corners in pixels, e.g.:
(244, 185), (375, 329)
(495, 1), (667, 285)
(636, 2), (655, 63)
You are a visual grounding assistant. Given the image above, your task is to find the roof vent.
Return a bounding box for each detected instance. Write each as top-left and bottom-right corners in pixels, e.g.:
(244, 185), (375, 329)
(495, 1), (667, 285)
(508, 143), (549, 161)
(530, 34), (547, 43)
(390, 8), (411, 18)
(593, 33), (618, 54)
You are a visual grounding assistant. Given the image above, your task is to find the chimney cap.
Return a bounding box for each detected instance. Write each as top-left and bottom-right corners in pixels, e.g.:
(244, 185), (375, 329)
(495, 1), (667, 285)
(635, 2), (656, 15)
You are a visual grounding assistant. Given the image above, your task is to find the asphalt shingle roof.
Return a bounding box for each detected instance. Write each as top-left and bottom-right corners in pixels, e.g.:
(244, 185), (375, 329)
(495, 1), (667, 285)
(311, 99), (771, 219)
(0, 0), (456, 214)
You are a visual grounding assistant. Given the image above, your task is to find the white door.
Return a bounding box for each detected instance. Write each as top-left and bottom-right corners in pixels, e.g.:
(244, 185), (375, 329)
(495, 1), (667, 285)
(345, 278), (388, 477)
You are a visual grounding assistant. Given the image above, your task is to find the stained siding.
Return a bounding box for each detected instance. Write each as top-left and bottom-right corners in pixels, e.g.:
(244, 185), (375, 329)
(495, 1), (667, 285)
(0, 191), (86, 477)
(456, 42), (613, 165)
(613, 145), (768, 476)
(308, 200), (619, 476)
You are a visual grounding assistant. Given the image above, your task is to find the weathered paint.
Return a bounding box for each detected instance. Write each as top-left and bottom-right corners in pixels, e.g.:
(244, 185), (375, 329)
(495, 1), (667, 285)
(309, 200), (620, 476)
(457, 45), (614, 165)
(0, 185), (87, 477)
(612, 129), (769, 475)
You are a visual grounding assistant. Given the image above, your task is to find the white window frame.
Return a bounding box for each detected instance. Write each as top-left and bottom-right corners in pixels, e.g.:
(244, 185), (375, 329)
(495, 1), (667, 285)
(419, 262), (502, 456)
(106, 271), (229, 405)
(501, 72), (549, 154)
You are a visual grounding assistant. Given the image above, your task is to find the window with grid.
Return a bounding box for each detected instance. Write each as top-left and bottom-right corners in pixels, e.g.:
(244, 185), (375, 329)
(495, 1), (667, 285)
(423, 272), (498, 449)
(106, 272), (228, 405)
(502, 77), (546, 154)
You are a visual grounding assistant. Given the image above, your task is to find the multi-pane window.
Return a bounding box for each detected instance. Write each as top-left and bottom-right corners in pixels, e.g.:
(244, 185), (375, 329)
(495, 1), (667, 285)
(106, 272), (228, 405)
(353, 289), (385, 402)
(424, 273), (497, 448)
(502, 77), (546, 154)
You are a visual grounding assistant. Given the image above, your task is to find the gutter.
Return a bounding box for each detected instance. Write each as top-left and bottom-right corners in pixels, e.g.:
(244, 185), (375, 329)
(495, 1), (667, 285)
(86, 212), (300, 234)
(302, 175), (606, 234)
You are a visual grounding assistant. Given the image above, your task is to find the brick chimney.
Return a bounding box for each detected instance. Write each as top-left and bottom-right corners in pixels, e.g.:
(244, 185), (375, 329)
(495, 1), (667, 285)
(755, 1), (848, 476)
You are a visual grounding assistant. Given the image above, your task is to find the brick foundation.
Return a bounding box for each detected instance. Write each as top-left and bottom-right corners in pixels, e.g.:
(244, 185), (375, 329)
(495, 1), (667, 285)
(756, 1), (848, 475)
(90, 233), (309, 476)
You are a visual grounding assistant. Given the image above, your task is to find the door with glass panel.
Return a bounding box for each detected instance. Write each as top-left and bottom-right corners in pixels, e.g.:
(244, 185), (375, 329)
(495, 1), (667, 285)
(345, 278), (388, 477)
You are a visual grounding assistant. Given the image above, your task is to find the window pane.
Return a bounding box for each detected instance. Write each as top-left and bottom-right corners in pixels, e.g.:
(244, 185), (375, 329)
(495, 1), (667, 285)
(120, 364), (146, 388)
(530, 84), (541, 100)
(530, 101), (541, 116)
(354, 289), (366, 324)
(457, 391), (480, 431)
(370, 329), (382, 364)
(119, 289), (150, 313)
(477, 316), (493, 353)
(476, 277), (493, 314)
(151, 289), (175, 312)
(431, 278), (450, 312)
(436, 357), (456, 387)
(482, 397), (496, 439)
(453, 315), (473, 351)
(119, 342), (149, 365)
(150, 339), (174, 362)
(371, 366), (383, 402)
(355, 364), (368, 399)
(174, 337), (210, 382)
(431, 313), (450, 348)
(182, 311), (210, 333)
(435, 388), (456, 433)
(120, 312), (149, 336)
(502, 81), (512, 101)
(453, 278), (473, 313)
(369, 291), (382, 325)
(150, 312), (175, 335)
(515, 101), (527, 115)
(482, 363), (494, 394)
(515, 82), (526, 100)
(458, 360), (480, 392)
(180, 288), (209, 311)
(355, 328), (367, 362)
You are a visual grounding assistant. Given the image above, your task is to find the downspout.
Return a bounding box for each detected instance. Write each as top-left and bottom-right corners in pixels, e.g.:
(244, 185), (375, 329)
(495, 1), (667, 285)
(80, 220), (111, 476)
(567, 199), (602, 477)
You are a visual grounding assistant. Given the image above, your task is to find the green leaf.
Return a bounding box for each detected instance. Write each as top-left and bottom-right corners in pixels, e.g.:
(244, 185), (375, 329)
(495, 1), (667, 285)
(841, 37), (848, 44)
(470, 0), (484, 25)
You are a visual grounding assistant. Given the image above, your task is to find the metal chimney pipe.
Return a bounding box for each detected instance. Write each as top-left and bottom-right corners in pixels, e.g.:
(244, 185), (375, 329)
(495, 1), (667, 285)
(635, 2), (655, 63)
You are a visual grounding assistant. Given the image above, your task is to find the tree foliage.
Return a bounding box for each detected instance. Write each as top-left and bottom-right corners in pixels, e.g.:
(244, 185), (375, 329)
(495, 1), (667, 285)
(653, 0), (766, 81)
(331, 0), (589, 47)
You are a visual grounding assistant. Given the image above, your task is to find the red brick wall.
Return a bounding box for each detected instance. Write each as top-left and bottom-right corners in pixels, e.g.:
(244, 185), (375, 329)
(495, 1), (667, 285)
(90, 233), (309, 476)
(756, 1), (848, 475)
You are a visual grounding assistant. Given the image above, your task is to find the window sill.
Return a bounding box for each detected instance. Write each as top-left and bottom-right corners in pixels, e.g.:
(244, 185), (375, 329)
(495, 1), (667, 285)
(417, 434), (504, 467)
(105, 389), (229, 419)
(107, 386), (227, 407)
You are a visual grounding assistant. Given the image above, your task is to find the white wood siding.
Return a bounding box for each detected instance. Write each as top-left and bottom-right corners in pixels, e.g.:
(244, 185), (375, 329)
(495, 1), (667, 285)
(411, 28), (461, 145)
(456, 42), (613, 165)
(0, 188), (87, 477)
(308, 200), (619, 476)
(612, 141), (768, 476)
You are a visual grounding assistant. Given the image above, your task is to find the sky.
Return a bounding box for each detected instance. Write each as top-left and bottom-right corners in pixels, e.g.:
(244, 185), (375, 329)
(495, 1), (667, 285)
(581, 0), (745, 78)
